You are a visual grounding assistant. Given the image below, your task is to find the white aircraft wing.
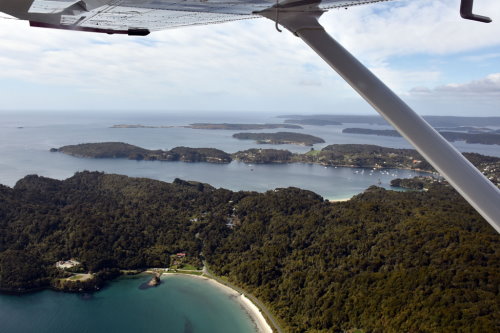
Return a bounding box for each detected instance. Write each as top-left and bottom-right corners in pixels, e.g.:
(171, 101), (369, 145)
(3, 0), (389, 34)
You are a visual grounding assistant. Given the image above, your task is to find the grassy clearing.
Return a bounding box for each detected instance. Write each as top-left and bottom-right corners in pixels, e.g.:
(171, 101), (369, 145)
(179, 264), (199, 270)
(164, 270), (203, 276)
(67, 273), (93, 281)
(305, 149), (321, 156)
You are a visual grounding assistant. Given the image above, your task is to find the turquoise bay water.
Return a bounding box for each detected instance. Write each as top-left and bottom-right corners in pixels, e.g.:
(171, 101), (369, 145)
(0, 275), (256, 333)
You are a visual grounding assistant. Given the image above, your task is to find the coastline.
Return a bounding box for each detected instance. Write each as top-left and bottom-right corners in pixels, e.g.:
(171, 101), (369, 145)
(161, 273), (273, 333)
(329, 197), (352, 202)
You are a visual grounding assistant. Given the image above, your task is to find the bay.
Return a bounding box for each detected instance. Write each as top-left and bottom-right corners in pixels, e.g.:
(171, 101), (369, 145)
(0, 274), (257, 333)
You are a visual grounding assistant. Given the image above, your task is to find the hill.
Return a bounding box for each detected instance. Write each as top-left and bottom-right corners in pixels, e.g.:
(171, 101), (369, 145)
(0, 172), (498, 332)
(53, 142), (231, 163)
(232, 132), (325, 146)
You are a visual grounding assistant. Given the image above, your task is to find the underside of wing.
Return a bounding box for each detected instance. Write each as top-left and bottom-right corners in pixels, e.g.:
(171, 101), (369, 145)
(2, 0), (392, 34)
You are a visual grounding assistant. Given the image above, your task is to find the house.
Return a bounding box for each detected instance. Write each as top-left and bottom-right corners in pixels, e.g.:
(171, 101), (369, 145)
(56, 259), (81, 269)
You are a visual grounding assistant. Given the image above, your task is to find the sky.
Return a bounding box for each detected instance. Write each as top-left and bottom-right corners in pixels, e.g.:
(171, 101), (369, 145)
(0, 0), (499, 116)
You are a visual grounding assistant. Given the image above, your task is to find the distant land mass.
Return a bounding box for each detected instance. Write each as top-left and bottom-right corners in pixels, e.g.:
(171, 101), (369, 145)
(232, 132), (325, 146)
(50, 143), (500, 186)
(390, 176), (438, 190)
(343, 128), (500, 145)
(280, 115), (500, 127)
(0, 171), (498, 332)
(110, 124), (174, 128)
(283, 119), (342, 126)
(110, 123), (303, 130)
(343, 128), (401, 137)
(435, 126), (494, 133)
(185, 123), (302, 130)
(52, 142), (231, 163)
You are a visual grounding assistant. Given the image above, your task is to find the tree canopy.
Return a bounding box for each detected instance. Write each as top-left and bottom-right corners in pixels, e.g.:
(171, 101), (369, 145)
(0, 172), (498, 332)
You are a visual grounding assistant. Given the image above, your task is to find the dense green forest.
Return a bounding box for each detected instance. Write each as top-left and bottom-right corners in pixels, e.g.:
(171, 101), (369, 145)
(390, 176), (436, 190)
(0, 172), (498, 332)
(232, 132), (325, 146)
(232, 148), (294, 163)
(302, 144), (430, 170)
(54, 142), (232, 163)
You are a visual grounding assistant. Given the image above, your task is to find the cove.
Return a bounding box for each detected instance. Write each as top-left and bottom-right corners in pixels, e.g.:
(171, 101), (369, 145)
(0, 274), (257, 333)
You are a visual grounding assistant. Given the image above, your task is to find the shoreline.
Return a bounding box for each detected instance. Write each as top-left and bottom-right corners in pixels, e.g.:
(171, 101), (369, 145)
(329, 197), (352, 202)
(162, 273), (273, 333)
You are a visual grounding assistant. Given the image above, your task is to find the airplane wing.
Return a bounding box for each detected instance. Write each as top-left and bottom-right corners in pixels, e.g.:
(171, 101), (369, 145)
(1, 0), (499, 231)
(2, 0), (389, 34)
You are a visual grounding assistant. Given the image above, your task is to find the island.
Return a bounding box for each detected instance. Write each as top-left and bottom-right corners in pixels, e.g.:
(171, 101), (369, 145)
(283, 119), (342, 126)
(342, 128), (402, 137)
(343, 128), (500, 145)
(185, 123), (302, 130)
(281, 115), (389, 125)
(435, 126), (494, 133)
(110, 124), (174, 128)
(53, 142), (232, 163)
(0, 171), (498, 332)
(232, 132), (325, 146)
(110, 123), (303, 130)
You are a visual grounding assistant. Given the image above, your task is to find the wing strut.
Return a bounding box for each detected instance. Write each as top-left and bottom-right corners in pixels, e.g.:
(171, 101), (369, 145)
(259, 8), (500, 233)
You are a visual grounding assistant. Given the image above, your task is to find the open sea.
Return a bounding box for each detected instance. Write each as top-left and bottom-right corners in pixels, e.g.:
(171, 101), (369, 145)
(1, 110), (498, 333)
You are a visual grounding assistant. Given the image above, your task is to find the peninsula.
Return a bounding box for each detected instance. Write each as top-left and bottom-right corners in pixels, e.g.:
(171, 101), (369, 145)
(0, 171), (498, 332)
(232, 132), (325, 146)
(50, 143), (500, 185)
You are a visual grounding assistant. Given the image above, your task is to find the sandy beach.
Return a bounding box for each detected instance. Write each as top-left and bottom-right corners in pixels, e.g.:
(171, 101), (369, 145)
(329, 197), (352, 202)
(162, 273), (273, 333)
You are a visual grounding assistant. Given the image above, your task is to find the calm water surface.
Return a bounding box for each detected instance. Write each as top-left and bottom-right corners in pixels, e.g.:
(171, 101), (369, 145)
(3, 111), (494, 199)
(0, 275), (256, 333)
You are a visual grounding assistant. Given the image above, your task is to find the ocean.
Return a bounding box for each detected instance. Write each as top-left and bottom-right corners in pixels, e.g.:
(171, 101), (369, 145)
(1, 110), (498, 332)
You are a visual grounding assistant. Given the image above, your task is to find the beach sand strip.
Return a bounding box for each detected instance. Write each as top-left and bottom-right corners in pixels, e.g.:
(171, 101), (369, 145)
(162, 273), (273, 333)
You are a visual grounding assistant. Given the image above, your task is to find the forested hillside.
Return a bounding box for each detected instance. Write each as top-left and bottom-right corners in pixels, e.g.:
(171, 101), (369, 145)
(342, 128), (500, 145)
(0, 172), (498, 332)
(232, 132), (325, 146)
(54, 142), (232, 163)
(52, 143), (500, 186)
